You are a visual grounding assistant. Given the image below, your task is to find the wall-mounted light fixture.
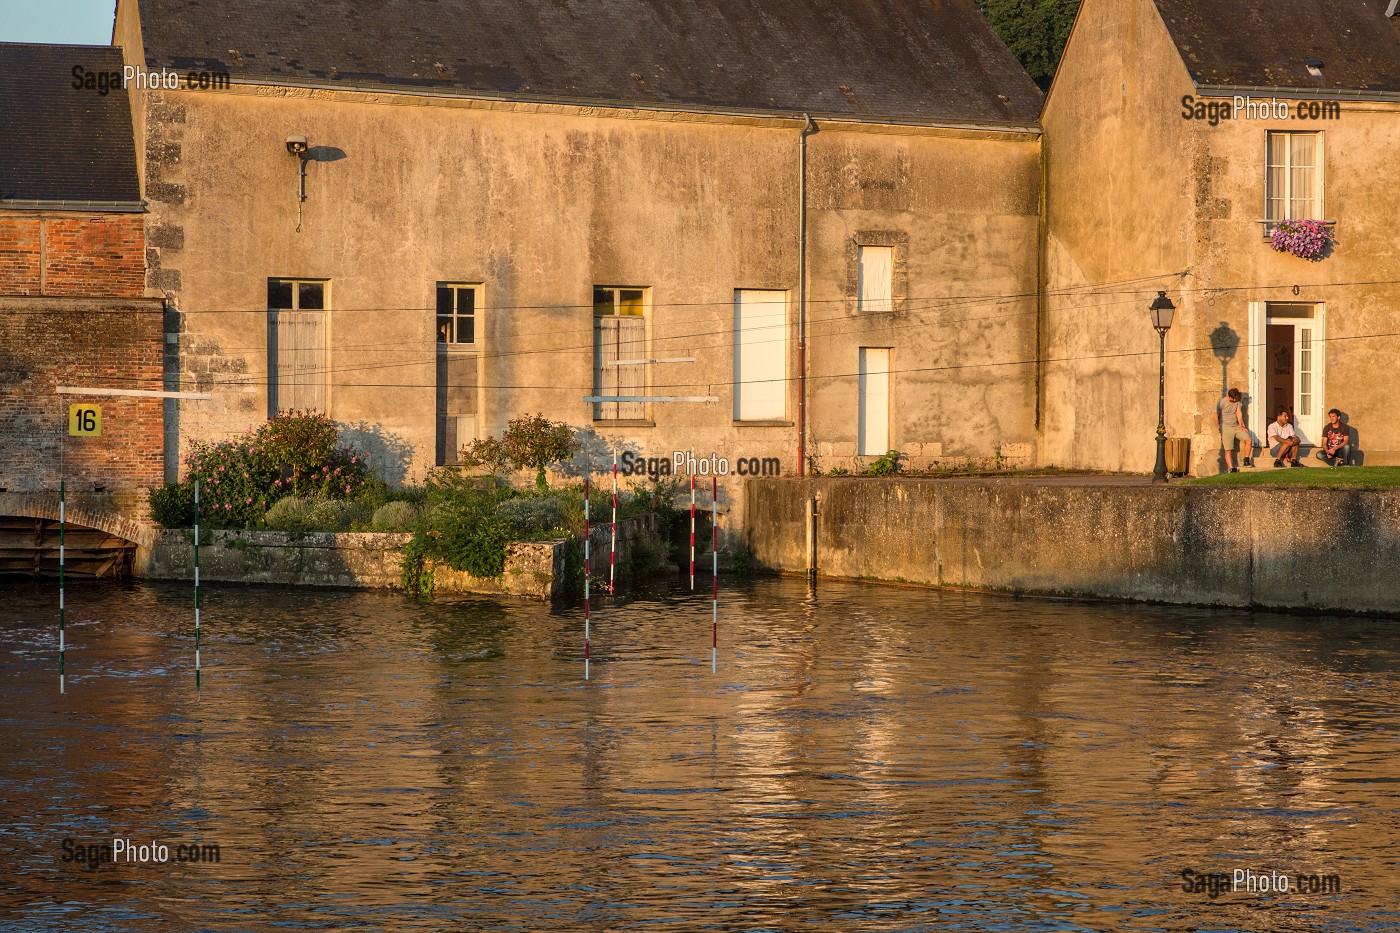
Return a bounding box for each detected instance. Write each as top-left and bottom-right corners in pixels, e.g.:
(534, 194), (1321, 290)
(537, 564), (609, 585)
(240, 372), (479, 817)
(286, 135), (310, 231)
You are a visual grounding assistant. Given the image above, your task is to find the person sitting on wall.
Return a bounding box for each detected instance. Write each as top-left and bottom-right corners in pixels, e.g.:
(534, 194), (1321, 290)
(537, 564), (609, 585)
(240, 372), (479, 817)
(1266, 409), (1302, 468)
(1317, 409), (1351, 466)
(1216, 387), (1254, 472)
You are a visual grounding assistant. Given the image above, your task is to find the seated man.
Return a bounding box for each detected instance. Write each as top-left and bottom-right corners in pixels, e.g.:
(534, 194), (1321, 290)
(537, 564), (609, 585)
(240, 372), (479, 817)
(1266, 409), (1301, 467)
(1316, 408), (1351, 466)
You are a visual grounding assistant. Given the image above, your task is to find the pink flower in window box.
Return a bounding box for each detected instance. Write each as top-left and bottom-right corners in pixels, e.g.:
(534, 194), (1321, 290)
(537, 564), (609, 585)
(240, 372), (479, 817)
(1270, 219), (1331, 260)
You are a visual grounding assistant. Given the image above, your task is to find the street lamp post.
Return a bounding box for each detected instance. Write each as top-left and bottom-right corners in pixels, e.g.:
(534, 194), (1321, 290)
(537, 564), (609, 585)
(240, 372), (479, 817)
(1149, 291), (1176, 484)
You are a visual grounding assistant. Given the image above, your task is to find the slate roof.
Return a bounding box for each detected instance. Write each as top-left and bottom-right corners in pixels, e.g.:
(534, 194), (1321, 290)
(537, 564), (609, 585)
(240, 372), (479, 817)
(134, 0), (1043, 125)
(0, 43), (142, 205)
(1154, 0), (1400, 94)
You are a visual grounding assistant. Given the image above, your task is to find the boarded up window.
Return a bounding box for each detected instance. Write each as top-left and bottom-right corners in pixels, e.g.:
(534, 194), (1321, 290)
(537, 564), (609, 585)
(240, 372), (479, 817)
(733, 290), (787, 421)
(593, 287), (647, 421)
(267, 278), (327, 416)
(858, 246), (893, 314)
(436, 348), (479, 465)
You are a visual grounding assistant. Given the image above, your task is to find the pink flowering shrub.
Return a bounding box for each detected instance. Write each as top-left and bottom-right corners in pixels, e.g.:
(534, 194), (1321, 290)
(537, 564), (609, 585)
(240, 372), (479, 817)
(150, 411), (374, 528)
(1270, 219), (1331, 261)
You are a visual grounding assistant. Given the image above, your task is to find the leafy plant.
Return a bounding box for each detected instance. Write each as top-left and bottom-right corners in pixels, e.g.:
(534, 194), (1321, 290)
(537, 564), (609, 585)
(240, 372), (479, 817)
(457, 435), (512, 475)
(866, 449), (903, 477)
(148, 482), (196, 528)
(502, 414), (579, 491)
(828, 467), (850, 476)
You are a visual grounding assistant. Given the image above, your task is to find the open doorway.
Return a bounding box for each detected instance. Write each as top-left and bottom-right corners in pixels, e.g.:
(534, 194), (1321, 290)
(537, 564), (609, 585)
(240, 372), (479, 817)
(1252, 303), (1324, 446)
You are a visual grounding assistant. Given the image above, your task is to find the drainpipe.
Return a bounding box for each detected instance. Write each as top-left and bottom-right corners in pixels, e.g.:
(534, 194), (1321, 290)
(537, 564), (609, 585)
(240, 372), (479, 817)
(797, 113), (818, 477)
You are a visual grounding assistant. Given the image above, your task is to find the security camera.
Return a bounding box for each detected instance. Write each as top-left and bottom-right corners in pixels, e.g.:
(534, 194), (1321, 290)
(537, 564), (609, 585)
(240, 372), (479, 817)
(285, 135), (309, 155)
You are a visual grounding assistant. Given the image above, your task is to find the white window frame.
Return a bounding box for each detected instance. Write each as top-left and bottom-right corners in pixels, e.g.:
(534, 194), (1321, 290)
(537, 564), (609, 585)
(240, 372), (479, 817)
(1264, 131), (1324, 229)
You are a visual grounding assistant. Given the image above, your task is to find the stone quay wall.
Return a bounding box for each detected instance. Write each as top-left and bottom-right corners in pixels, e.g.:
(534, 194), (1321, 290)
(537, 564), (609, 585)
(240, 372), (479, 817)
(743, 477), (1400, 614)
(135, 514), (662, 600)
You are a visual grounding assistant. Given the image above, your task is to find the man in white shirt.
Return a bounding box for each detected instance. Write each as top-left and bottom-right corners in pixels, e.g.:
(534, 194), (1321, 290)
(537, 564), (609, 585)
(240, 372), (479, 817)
(1266, 409), (1301, 468)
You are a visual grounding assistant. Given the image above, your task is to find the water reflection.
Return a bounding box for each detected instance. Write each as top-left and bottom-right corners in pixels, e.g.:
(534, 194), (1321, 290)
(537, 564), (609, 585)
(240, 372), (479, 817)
(0, 577), (1396, 931)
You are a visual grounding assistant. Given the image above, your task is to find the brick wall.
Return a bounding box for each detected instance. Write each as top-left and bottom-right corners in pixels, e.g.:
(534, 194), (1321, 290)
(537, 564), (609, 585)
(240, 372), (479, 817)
(0, 214), (145, 298)
(0, 305), (165, 494)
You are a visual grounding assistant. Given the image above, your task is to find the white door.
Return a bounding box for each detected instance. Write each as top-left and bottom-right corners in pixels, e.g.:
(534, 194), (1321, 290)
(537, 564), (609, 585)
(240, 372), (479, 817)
(858, 348), (891, 455)
(1293, 321), (1323, 444)
(733, 290), (787, 421)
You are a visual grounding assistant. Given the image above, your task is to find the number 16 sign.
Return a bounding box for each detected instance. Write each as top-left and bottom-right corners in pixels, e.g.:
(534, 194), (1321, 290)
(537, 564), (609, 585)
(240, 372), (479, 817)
(68, 404), (102, 436)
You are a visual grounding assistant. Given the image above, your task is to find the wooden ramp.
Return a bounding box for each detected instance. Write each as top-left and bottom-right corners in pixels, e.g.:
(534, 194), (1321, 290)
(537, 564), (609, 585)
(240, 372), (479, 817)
(0, 515), (136, 578)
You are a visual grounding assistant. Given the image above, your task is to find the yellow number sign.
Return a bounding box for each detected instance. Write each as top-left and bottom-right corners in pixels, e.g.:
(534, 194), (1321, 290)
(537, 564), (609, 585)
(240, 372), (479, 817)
(68, 404), (102, 436)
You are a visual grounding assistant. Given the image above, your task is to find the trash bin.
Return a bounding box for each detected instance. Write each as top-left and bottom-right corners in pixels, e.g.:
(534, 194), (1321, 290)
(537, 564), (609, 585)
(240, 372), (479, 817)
(1165, 437), (1191, 476)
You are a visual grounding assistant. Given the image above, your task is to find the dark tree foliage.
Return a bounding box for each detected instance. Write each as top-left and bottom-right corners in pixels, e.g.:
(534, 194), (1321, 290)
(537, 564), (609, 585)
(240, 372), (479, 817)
(976, 0), (1081, 90)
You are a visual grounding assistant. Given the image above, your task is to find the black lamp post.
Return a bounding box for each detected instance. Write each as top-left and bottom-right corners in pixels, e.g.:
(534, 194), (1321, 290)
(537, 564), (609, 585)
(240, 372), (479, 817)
(1149, 290), (1176, 484)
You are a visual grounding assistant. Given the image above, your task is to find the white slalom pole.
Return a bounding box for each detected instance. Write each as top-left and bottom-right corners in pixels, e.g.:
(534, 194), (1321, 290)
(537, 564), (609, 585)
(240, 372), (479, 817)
(610, 452), (617, 594)
(712, 476), (718, 673)
(690, 474), (696, 591)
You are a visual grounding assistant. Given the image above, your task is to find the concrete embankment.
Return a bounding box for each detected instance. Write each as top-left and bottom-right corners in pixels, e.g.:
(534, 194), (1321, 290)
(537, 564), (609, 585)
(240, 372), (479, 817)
(743, 477), (1400, 614)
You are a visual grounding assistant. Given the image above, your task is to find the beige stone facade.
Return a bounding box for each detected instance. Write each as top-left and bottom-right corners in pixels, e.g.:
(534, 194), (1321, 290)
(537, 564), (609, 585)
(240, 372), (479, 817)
(115, 77), (1042, 488)
(1041, 0), (1400, 474)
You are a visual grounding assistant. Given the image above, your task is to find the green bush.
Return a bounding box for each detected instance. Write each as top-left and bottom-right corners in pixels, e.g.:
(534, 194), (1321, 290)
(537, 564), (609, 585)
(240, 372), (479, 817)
(264, 497), (316, 531)
(305, 499), (370, 532)
(496, 496), (566, 539)
(371, 500), (417, 532)
(148, 482), (196, 528)
(183, 411), (376, 528)
(866, 450), (903, 477)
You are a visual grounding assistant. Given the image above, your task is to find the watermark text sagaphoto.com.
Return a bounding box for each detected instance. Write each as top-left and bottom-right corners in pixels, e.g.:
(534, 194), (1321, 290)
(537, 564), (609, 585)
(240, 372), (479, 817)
(1180, 95), (1340, 126)
(619, 450), (782, 478)
(72, 65), (231, 95)
(61, 837), (221, 870)
(1181, 867), (1342, 898)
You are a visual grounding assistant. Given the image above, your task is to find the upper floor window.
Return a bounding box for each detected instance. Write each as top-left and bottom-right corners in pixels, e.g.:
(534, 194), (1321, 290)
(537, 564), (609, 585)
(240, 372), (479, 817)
(857, 245), (894, 314)
(1266, 132), (1323, 225)
(437, 283), (479, 345)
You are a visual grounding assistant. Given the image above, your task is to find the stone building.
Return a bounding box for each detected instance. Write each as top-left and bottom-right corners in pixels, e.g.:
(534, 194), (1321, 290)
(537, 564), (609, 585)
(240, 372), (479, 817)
(0, 43), (164, 573)
(1041, 0), (1400, 474)
(112, 0), (1044, 486)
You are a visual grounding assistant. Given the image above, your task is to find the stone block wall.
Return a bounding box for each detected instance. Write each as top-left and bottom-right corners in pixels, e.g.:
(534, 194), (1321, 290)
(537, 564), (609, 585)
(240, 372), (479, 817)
(745, 476), (1400, 615)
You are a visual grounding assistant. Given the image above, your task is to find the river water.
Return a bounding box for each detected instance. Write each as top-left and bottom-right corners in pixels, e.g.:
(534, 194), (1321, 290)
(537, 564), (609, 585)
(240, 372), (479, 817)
(0, 577), (1396, 931)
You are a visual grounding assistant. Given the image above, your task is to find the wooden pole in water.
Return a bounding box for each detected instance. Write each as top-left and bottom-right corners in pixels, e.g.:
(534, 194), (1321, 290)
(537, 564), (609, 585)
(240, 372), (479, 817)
(194, 478), (201, 689)
(610, 452), (617, 594)
(584, 471), (591, 680)
(711, 476), (718, 673)
(689, 474), (696, 591)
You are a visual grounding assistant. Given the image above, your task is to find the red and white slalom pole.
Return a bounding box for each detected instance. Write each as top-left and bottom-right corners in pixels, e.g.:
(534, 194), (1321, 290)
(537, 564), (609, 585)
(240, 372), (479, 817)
(711, 476), (718, 673)
(610, 452), (618, 594)
(584, 472), (591, 680)
(689, 474), (696, 591)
